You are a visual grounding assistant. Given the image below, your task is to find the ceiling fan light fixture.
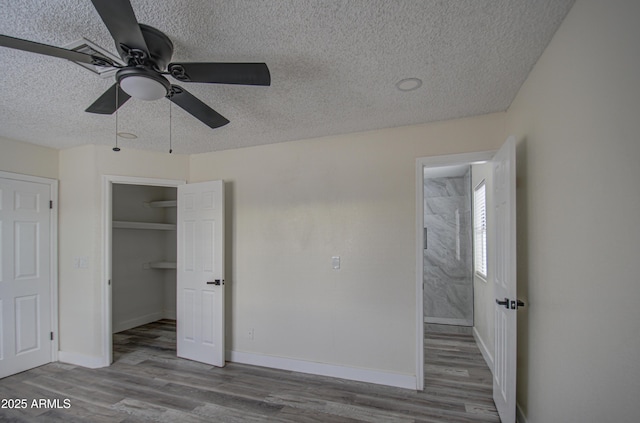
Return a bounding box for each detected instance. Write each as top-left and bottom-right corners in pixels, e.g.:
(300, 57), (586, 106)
(116, 68), (170, 101)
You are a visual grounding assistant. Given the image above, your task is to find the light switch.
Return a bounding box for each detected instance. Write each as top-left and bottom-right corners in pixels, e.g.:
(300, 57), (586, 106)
(73, 256), (89, 269)
(79, 257), (88, 269)
(332, 256), (340, 270)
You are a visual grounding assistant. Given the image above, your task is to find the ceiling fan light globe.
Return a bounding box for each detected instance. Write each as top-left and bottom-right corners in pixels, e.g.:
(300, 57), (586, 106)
(116, 68), (170, 101)
(120, 75), (167, 100)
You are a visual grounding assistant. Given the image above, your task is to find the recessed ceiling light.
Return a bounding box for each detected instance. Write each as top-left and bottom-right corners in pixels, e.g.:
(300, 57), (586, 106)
(395, 77), (423, 92)
(117, 132), (138, 139)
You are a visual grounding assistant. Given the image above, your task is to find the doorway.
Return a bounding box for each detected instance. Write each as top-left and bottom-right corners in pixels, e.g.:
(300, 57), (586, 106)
(422, 164), (473, 328)
(111, 183), (178, 361)
(102, 175), (185, 365)
(415, 151), (494, 391)
(102, 176), (227, 368)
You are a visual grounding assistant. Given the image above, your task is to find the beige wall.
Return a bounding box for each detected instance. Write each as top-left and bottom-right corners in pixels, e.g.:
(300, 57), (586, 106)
(190, 113), (505, 376)
(58, 145), (101, 356)
(3, 113), (504, 376)
(58, 145), (188, 360)
(0, 137), (58, 179)
(506, 0), (640, 421)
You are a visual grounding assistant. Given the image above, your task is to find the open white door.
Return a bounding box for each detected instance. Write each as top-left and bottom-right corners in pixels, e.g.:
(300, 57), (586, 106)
(177, 180), (225, 366)
(0, 178), (52, 378)
(492, 136), (519, 422)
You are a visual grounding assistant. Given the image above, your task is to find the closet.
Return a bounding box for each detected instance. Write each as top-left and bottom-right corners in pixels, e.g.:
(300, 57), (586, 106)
(111, 183), (177, 333)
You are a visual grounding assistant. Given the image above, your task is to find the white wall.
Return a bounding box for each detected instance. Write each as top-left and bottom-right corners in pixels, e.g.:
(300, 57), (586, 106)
(505, 0), (640, 421)
(471, 162), (494, 369)
(58, 145), (188, 362)
(0, 137), (58, 179)
(190, 113), (505, 378)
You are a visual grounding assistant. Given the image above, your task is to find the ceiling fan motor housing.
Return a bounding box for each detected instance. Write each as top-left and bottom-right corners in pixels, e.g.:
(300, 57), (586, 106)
(115, 24), (174, 101)
(123, 24), (174, 71)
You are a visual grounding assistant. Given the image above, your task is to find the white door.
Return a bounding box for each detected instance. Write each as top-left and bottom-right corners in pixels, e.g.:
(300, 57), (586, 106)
(176, 180), (225, 366)
(492, 136), (518, 422)
(0, 178), (52, 378)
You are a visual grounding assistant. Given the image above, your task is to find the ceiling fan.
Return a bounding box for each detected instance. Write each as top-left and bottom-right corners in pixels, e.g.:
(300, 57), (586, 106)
(0, 0), (270, 129)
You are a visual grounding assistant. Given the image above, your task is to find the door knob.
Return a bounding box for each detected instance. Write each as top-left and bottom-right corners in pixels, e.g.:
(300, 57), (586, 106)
(511, 299), (525, 310)
(496, 298), (509, 309)
(206, 279), (224, 286)
(496, 298), (525, 310)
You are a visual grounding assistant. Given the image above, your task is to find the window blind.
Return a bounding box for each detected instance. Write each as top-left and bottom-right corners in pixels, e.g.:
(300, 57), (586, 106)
(474, 182), (487, 277)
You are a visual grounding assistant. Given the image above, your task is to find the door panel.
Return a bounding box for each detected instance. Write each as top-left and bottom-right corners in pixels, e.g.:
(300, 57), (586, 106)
(492, 136), (517, 422)
(15, 294), (39, 354)
(201, 291), (216, 345)
(177, 180), (225, 367)
(183, 288), (196, 341)
(183, 220), (196, 271)
(15, 221), (39, 279)
(0, 178), (51, 378)
(202, 220), (215, 272)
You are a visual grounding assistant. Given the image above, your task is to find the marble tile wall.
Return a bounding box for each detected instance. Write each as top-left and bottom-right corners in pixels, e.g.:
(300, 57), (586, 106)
(423, 168), (473, 326)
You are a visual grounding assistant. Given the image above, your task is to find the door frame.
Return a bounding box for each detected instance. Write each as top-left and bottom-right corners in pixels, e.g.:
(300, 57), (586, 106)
(415, 151), (494, 390)
(0, 170), (59, 364)
(101, 175), (185, 366)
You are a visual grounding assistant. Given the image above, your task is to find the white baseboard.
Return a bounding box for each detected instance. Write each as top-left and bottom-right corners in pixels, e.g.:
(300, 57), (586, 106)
(425, 317), (472, 326)
(58, 350), (106, 369)
(473, 327), (494, 373)
(227, 350), (416, 390)
(113, 311), (164, 333)
(516, 402), (528, 423)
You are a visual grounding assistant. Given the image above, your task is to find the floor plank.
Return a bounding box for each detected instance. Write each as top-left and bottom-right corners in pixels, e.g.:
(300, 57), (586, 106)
(0, 320), (499, 422)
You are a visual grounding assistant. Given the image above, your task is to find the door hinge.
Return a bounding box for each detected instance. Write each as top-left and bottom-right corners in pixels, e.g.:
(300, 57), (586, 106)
(49, 200), (53, 209)
(50, 332), (54, 341)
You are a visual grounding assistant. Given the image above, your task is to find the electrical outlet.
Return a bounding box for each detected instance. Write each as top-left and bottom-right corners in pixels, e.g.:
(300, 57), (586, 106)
(248, 328), (254, 340)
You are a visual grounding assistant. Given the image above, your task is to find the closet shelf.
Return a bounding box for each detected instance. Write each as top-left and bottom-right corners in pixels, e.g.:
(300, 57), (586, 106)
(145, 200), (177, 208)
(113, 221), (176, 231)
(147, 261), (176, 269)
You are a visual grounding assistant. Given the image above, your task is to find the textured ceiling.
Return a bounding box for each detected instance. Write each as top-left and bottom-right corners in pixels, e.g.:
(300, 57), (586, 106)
(0, 0), (575, 154)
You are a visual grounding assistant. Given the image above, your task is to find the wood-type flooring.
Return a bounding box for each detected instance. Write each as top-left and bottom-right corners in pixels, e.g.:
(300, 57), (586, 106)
(0, 320), (499, 422)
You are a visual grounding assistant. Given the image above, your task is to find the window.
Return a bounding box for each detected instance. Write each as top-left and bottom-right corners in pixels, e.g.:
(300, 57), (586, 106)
(474, 181), (487, 278)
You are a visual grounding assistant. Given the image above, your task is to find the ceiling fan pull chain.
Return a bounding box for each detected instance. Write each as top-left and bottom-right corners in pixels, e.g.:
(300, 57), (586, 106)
(113, 83), (120, 152)
(169, 100), (173, 154)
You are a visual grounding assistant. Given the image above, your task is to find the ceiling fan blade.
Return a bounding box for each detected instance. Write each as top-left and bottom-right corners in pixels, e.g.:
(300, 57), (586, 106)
(168, 62), (271, 86)
(90, 0), (148, 58)
(168, 85), (229, 129)
(85, 83), (131, 114)
(0, 34), (108, 65)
